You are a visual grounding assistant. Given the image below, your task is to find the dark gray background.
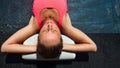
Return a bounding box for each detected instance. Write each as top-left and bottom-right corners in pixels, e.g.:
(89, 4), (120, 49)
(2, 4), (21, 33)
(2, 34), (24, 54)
(0, 0), (120, 33)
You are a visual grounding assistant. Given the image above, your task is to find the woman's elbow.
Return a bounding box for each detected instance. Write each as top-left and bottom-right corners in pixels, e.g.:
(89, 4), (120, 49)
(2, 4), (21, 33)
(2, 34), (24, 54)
(1, 45), (5, 52)
(91, 43), (97, 52)
(1, 44), (7, 53)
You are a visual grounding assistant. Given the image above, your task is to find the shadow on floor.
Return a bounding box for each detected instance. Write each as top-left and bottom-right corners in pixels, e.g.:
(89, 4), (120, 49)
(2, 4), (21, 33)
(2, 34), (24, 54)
(5, 52), (89, 67)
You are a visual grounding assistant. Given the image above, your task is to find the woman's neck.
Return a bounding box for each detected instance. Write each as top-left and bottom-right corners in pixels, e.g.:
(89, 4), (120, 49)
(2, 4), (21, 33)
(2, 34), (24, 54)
(40, 8), (59, 22)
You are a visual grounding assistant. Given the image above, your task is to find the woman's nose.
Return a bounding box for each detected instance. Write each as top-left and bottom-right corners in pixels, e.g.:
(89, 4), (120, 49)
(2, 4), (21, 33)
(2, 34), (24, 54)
(47, 24), (53, 30)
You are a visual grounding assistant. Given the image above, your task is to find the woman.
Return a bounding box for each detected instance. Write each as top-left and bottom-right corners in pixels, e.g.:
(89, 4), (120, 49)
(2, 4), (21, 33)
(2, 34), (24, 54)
(1, 0), (97, 58)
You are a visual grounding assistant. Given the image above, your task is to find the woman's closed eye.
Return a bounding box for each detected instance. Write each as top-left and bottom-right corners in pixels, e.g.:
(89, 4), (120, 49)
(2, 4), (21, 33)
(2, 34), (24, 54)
(53, 30), (57, 32)
(42, 30), (48, 33)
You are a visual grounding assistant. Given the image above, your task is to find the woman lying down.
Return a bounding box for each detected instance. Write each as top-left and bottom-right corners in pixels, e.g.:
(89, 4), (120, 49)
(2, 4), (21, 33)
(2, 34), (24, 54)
(1, 0), (97, 59)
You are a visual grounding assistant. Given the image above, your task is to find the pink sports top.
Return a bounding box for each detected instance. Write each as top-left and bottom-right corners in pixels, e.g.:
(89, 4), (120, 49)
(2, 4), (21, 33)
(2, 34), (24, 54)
(32, 0), (68, 29)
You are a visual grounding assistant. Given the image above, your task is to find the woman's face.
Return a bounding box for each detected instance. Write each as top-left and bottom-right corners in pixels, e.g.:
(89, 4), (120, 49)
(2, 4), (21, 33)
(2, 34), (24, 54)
(39, 18), (61, 47)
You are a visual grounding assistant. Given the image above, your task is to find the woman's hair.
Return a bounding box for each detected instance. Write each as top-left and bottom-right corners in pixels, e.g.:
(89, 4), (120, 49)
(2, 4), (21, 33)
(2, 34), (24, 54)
(37, 35), (63, 59)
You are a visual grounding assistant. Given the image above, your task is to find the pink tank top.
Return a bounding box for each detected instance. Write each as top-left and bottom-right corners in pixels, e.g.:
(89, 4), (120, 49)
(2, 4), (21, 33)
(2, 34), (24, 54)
(32, 0), (68, 29)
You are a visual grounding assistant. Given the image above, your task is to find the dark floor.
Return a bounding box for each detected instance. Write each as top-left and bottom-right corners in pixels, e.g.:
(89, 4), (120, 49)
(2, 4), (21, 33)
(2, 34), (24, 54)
(0, 0), (120, 68)
(0, 33), (120, 68)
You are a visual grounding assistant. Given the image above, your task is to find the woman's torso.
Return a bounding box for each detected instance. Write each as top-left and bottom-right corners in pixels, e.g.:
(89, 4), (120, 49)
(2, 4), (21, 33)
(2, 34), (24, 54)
(32, 0), (68, 28)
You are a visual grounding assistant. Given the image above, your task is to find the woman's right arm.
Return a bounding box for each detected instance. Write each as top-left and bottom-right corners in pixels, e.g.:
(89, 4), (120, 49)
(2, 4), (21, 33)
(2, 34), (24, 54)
(1, 16), (40, 53)
(61, 13), (97, 53)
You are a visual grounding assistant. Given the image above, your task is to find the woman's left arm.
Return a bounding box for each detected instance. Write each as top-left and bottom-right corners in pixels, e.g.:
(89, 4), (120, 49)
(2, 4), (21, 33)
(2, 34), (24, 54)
(1, 16), (39, 53)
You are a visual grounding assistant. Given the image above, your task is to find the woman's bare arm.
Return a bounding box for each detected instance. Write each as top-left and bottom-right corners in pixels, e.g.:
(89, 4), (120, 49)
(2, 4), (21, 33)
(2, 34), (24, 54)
(1, 16), (39, 53)
(61, 13), (97, 53)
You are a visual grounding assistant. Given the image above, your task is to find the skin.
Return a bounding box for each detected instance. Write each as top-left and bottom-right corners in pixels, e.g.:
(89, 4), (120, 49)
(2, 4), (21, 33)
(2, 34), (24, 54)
(1, 8), (97, 53)
(39, 18), (61, 47)
(39, 8), (61, 47)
